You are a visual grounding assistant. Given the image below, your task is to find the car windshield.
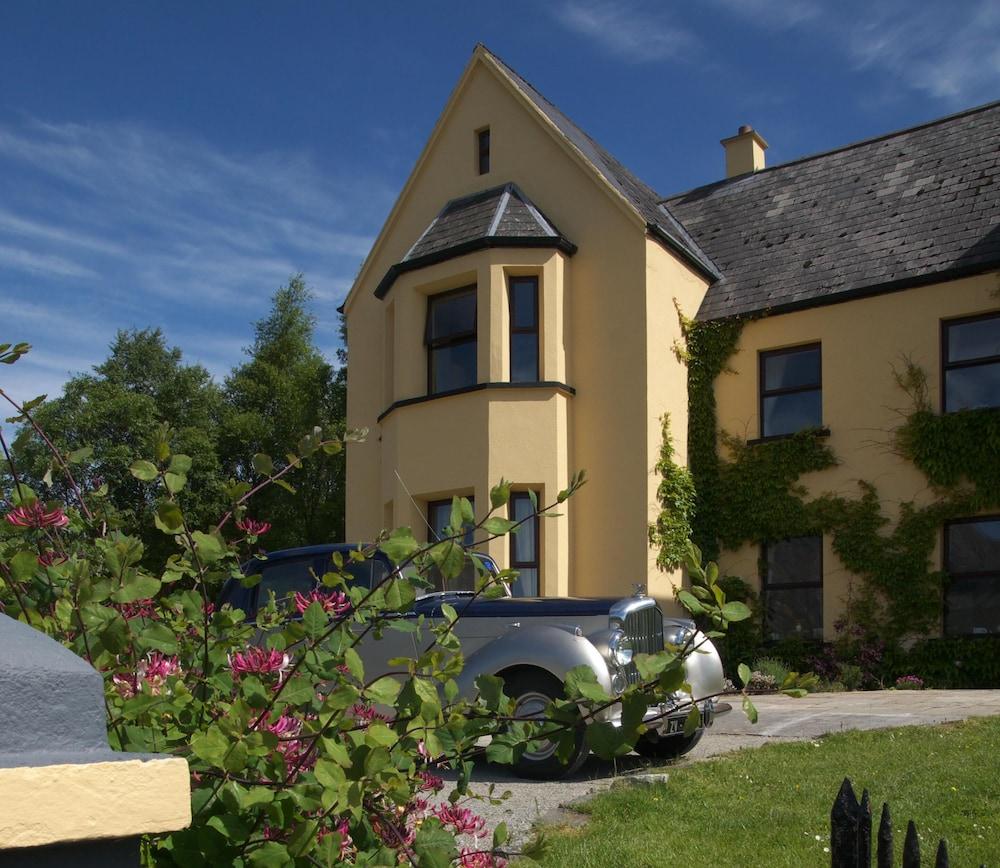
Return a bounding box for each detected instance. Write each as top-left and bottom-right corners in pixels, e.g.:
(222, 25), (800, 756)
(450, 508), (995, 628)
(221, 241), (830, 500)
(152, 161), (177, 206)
(403, 553), (500, 595)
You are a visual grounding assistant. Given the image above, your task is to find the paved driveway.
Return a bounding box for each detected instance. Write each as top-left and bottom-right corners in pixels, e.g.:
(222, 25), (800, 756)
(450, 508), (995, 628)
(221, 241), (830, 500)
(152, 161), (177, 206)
(448, 690), (1000, 847)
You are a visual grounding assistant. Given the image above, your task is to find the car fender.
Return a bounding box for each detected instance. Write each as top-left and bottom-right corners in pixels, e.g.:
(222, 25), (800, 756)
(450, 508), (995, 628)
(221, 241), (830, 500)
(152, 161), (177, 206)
(685, 629), (726, 700)
(456, 623), (613, 699)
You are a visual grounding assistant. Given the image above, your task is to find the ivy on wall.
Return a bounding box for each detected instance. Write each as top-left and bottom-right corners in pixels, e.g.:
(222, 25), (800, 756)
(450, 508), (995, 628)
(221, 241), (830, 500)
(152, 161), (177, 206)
(656, 314), (1000, 643)
(648, 414), (695, 570)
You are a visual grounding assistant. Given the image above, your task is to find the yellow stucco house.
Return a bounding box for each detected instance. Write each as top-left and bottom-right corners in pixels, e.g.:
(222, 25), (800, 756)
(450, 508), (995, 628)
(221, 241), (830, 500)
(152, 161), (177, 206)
(342, 44), (1000, 641)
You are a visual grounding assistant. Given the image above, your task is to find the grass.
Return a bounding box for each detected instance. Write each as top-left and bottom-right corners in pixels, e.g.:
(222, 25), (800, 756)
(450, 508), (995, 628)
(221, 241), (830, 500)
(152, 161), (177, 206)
(527, 717), (1000, 867)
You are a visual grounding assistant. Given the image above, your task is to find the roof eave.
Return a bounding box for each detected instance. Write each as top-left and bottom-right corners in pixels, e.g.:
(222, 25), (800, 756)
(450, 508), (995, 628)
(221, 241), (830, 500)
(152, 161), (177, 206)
(374, 235), (578, 300)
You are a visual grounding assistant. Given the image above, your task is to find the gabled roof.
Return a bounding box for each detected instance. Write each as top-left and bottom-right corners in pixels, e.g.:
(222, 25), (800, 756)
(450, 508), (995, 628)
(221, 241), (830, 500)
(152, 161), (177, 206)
(665, 100), (1000, 321)
(481, 45), (720, 281)
(374, 183), (576, 299)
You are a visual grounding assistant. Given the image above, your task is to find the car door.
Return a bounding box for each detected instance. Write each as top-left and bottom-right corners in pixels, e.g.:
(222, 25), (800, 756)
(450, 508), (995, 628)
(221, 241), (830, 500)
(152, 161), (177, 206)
(353, 555), (422, 682)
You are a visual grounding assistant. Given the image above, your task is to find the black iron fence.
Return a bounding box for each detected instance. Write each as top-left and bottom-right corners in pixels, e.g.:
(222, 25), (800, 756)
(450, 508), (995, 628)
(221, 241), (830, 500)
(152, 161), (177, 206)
(830, 778), (985, 868)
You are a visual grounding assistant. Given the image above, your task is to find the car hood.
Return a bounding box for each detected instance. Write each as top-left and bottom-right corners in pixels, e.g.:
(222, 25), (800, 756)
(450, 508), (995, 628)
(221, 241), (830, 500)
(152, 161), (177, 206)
(415, 595), (622, 618)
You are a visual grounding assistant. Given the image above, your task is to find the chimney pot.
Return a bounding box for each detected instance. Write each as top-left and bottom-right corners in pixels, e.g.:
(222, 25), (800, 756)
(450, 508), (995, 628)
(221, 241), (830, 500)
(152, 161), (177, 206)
(721, 125), (769, 179)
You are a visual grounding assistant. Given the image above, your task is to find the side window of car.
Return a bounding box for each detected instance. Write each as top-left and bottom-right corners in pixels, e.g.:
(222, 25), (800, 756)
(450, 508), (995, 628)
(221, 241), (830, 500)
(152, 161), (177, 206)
(256, 557), (317, 611)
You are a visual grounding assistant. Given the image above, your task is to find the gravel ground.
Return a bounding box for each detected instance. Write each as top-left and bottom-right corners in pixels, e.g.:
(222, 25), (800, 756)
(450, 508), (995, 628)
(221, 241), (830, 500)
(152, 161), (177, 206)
(440, 689), (1000, 849)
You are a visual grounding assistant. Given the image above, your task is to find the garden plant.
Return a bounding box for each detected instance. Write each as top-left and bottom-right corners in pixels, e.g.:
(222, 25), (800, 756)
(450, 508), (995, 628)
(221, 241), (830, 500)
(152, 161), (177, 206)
(0, 341), (758, 867)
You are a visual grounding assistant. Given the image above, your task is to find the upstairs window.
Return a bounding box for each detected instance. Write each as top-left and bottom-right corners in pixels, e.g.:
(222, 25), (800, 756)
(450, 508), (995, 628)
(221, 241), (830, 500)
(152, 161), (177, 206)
(762, 535), (823, 640)
(426, 287), (477, 394)
(943, 312), (1000, 412)
(944, 517), (1000, 635)
(477, 127), (490, 175)
(760, 343), (822, 438)
(509, 275), (539, 382)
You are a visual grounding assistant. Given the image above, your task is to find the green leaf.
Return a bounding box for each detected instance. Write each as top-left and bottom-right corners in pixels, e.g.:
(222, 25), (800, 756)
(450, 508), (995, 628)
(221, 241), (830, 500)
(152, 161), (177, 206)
(379, 527), (419, 565)
(490, 479), (511, 508)
(155, 501), (184, 534)
(564, 665), (609, 702)
(191, 726), (230, 767)
(742, 695), (758, 724)
(365, 676), (401, 706)
(223, 740), (249, 774)
(207, 812), (250, 841)
(167, 454), (192, 474)
(343, 647), (364, 681)
(676, 589), (706, 615)
(112, 574), (161, 603)
(136, 621), (179, 653)
(274, 478), (296, 494)
(634, 651), (675, 681)
(67, 446), (93, 464)
(683, 703), (701, 737)
(475, 673), (506, 710)
(585, 721), (630, 759)
(483, 516), (518, 535)
(302, 601), (328, 638)
(252, 453), (274, 476)
(191, 531), (225, 564)
(493, 822), (509, 849)
(365, 723), (398, 748)
(163, 472), (186, 494)
(737, 663), (751, 688)
(721, 601), (751, 622)
(782, 688), (808, 698)
(313, 757), (347, 791)
(247, 842), (290, 867)
(413, 818), (458, 868)
(129, 459), (159, 481)
(429, 540), (464, 582)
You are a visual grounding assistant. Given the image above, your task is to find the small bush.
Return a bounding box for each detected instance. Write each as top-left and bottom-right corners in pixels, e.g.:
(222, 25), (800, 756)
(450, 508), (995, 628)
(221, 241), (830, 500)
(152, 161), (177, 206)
(752, 656), (790, 686)
(840, 663), (864, 691)
(895, 674), (925, 690)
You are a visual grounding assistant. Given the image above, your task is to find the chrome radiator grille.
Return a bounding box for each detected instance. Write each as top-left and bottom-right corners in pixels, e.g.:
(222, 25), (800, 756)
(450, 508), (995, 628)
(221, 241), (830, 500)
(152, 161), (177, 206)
(621, 604), (664, 685)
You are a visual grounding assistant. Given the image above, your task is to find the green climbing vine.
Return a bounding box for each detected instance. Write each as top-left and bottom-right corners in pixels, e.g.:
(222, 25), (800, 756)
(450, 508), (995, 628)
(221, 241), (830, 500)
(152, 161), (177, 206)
(665, 313), (1000, 644)
(648, 414), (695, 570)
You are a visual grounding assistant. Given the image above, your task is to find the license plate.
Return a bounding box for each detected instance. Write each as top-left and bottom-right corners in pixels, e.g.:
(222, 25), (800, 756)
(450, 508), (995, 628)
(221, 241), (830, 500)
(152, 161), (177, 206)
(663, 707), (711, 735)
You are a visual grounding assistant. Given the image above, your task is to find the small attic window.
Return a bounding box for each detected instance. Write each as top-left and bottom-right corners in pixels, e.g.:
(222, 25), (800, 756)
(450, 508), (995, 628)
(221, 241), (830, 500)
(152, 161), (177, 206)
(477, 127), (490, 175)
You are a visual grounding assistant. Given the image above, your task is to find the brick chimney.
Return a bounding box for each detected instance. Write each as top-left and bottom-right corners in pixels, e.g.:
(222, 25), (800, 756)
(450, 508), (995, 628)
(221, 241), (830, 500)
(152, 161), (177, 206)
(721, 125), (768, 178)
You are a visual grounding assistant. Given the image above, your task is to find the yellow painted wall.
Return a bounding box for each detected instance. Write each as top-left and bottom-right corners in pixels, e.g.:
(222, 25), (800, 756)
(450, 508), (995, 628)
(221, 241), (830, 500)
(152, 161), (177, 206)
(344, 49), (667, 598)
(643, 239), (710, 612)
(713, 272), (1000, 636)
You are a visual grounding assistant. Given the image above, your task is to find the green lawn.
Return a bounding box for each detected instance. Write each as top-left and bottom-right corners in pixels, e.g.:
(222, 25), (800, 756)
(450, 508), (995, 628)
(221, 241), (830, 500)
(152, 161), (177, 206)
(528, 717), (1000, 867)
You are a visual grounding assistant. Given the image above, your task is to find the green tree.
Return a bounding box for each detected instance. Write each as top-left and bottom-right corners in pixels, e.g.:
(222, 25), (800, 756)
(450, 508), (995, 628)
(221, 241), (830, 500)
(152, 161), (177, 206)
(221, 275), (346, 549)
(11, 328), (225, 560)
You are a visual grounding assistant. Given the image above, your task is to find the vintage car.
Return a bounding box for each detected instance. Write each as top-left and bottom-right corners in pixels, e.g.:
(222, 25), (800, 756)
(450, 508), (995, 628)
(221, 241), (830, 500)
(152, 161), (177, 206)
(219, 543), (726, 779)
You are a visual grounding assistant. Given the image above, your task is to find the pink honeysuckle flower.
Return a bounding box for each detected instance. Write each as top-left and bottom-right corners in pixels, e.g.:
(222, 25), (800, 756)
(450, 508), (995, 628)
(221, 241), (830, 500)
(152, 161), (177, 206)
(203, 601), (216, 616)
(458, 849), (508, 867)
(433, 804), (488, 838)
(228, 646), (290, 678)
(416, 770), (444, 793)
(236, 517), (271, 536)
(115, 599), (157, 620)
(317, 818), (354, 860)
(351, 702), (390, 726)
(37, 550), (68, 567)
(112, 652), (181, 698)
(6, 502), (69, 529)
(293, 588), (352, 616)
(370, 812), (415, 848)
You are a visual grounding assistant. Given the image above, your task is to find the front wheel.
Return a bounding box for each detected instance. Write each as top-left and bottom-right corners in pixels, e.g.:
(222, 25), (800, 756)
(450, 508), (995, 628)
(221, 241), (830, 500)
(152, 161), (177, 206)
(503, 670), (588, 780)
(633, 727), (704, 760)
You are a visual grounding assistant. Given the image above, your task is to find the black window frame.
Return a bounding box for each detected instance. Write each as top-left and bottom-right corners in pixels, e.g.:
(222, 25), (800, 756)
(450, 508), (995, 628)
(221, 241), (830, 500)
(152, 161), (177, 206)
(761, 535), (824, 641)
(477, 127), (490, 175)
(759, 342), (823, 439)
(943, 515), (1000, 636)
(941, 311), (1000, 414)
(508, 275), (539, 382)
(509, 491), (540, 597)
(425, 285), (477, 396)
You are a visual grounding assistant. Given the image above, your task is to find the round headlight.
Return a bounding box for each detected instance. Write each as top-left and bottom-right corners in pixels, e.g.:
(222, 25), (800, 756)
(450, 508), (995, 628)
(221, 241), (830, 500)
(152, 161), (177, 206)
(609, 630), (634, 667)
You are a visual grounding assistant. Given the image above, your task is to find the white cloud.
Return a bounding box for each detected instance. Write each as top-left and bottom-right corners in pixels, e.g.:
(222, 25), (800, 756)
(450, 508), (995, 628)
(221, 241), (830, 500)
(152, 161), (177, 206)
(552, 0), (698, 63)
(0, 116), (390, 397)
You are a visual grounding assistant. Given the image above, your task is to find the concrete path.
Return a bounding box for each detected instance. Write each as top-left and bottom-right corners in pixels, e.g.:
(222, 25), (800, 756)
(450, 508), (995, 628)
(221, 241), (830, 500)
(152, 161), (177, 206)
(446, 690), (1000, 848)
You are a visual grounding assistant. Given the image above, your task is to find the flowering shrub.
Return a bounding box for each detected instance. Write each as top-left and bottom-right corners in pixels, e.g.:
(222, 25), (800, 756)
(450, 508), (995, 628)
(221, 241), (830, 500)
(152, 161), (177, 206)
(895, 674), (925, 690)
(0, 341), (754, 866)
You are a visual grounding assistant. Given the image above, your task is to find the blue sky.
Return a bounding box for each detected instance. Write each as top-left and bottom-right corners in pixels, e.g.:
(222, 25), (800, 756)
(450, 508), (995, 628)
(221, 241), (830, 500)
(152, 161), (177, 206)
(1, 0), (997, 403)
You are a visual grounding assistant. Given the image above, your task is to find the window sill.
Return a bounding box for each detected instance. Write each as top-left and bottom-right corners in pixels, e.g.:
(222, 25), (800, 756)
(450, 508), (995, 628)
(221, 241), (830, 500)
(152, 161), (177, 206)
(746, 426), (831, 447)
(377, 380), (575, 422)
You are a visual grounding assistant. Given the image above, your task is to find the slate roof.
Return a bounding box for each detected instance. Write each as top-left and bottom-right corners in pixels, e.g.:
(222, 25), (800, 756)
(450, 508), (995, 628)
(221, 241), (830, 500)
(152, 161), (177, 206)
(664, 100), (1000, 321)
(481, 45), (720, 280)
(374, 183), (576, 299)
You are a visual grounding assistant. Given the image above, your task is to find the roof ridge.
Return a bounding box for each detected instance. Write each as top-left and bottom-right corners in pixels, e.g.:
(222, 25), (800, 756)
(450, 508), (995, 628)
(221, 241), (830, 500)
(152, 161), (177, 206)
(663, 97), (1000, 203)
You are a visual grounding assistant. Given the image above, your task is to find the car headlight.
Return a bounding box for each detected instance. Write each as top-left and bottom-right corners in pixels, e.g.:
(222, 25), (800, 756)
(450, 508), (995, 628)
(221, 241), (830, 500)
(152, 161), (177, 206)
(608, 630), (634, 667)
(664, 623), (694, 648)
